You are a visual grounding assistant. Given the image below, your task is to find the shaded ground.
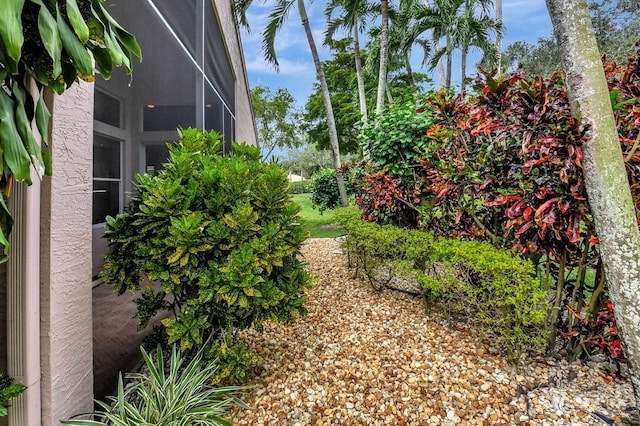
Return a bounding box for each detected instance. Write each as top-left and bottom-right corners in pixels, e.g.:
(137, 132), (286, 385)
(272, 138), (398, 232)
(230, 238), (635, 425)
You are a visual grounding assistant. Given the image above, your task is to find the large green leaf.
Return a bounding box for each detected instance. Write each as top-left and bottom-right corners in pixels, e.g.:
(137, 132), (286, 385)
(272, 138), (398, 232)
(0, 0), (25, 72)
(66, 0), (89, 43)
(34, 0), (63, 78)
(0, 193), (12, 263)
(13, 83), (45, 179)
(92, 46), (113, 79)
(114, 27), (142, 60)
(35, 93), (52, 175)
(0, 90), (32, 184)
(56, 5), (93, 76)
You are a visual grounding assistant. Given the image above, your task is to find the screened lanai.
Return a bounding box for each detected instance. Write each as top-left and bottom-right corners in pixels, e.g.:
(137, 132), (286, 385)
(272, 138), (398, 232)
(92, 0), (241, 277)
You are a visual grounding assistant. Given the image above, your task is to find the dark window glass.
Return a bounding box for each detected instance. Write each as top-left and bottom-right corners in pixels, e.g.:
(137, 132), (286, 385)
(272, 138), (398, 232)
(143, 105), (196, 131)
(92, 181), (120, 224)
(94, 90), (121, 127)
(93, 134), (121, 179)
(145, 144), (171, 176)
(205, 86), (224, 135)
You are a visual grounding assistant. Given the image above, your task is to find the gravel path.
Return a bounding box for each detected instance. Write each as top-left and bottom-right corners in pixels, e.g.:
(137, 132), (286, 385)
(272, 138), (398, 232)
(231, 238), (636, 425)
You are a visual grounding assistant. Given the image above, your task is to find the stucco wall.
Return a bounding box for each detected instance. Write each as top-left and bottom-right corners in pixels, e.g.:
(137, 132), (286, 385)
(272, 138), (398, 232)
(40, 82), (94, 424)
(214, 0), (258, 146)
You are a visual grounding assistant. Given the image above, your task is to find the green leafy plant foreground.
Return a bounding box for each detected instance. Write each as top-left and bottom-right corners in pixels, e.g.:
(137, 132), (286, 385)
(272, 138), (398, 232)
(335, 207), (547, 363)
(0, 0), (141, 262)
(101, 128), (311, 381)
(0, 373), (26, 417)
(62, 345), (251, 425)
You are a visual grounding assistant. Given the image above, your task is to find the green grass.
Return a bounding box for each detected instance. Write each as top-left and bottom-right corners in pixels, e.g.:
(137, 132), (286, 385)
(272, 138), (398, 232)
(291, 193), (345, 239)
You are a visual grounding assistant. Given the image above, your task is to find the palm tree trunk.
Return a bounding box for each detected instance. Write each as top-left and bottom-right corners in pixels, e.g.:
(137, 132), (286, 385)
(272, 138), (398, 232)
(298, 0), (348, 206)
(353, 24), (368, 124)
(406, 59), (416, 87)
(495, 0), (503, 70)
(461, 46), (467, 91)
(445, 35), (452, 89)
(375, 0), (390, 115)
(547, 0), (640, 409)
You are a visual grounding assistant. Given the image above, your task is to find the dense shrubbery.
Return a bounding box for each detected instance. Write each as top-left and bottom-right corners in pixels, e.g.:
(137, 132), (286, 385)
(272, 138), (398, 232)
(335, 207), (547, 363)
(352, 54), (640, 366)
(310, 168), (352, 213)
(101, 128), (311, 382)
(288, 180), (312, 194)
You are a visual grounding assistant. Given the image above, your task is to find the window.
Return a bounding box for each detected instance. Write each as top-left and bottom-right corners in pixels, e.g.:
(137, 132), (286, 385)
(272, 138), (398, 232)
(92, 134), (122, 224)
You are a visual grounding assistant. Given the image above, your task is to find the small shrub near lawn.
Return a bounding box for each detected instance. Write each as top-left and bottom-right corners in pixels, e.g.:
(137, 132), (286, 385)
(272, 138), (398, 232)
(100, 128), (311, 383)
(289, 180), (312, 194)
(310, 168), (342, 213)
(335, 207), (547, 363)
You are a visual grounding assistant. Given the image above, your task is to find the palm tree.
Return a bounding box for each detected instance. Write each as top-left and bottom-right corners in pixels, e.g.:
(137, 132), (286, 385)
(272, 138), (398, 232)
(325, 0), (378, 124)
(235, 0), (349, 207)
(422, 0), (502, 89)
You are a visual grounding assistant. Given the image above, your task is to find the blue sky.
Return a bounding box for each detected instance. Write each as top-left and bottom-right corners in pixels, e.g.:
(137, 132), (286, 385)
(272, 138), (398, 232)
(240, 0), (554, 107)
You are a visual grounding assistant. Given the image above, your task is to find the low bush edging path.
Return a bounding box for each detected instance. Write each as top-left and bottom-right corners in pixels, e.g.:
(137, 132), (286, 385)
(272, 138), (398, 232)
(231, 238), (635, 425)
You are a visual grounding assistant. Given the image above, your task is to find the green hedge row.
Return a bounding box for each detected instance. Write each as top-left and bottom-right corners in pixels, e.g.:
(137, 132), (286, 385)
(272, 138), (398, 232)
(335, 207), (547, 363)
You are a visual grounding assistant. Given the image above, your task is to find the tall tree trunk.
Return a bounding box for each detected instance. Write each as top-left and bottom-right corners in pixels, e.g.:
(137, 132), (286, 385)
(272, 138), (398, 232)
(298, 0), (348, 206)
(495, 0), (503, 70)
(445, 35), (452, 88)
(353, 24), (368, 124)
(375, 0), (390, 115)
(406, 59), (416, 87)
(461, 46), (468, 91)
(546, 0), (640, 409)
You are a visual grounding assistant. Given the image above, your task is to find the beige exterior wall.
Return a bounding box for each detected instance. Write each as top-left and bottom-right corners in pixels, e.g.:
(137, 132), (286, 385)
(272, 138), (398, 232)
(214, 0), (257, 145)
(40, 82), (94, 424)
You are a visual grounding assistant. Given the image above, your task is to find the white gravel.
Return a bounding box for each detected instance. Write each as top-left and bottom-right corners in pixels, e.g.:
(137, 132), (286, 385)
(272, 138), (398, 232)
(230, 238), (637, 425)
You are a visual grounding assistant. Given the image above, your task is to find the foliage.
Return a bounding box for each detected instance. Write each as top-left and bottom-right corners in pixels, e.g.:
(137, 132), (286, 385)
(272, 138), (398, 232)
(503, 0), (640, 76)
(251, 86), (302, 159)
(0, 374), (26, 417)
(101, 128), (311, 374)
(282, 144), (358, 179)
(358, 95), (434, 177)
(355, 52), (640, 364)
(0, 0), (140, 262)
(334, 207), (547, 363)
(310, 168), (354, 213)
(62, 345), (251, 425)
(288, 180), (312, 194)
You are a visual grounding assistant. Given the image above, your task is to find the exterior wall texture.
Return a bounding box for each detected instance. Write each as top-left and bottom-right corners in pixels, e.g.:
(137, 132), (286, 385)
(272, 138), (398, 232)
(40, 82), (94, 424)
(214, 0), (257, 145)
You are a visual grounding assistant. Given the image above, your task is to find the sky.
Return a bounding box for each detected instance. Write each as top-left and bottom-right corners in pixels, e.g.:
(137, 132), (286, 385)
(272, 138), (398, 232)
(240, 0), (555, 107)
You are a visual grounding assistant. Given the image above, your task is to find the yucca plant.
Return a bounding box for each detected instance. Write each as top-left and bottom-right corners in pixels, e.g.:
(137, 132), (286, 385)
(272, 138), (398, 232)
(62, 345), (251, 426)
(0, 0), (141, 261)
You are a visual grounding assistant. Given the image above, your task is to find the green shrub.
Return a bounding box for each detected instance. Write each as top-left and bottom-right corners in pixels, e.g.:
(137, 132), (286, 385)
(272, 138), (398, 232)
(63, 345), (251, 425)
(0, 374), (26, 417)
(288, 180), (312, 194)
(310, 168), (342, 213)
(100, 128), (311, 380)
(335, 207), (547, 363)
(358, 95), (433, 177)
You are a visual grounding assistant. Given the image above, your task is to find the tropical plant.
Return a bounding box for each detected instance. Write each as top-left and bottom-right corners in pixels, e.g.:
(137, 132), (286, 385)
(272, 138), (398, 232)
(100, 128), (311, 379)
(0, 0), (140, 261)
(235, 0), (349, 207)
(0, 373), (26, 417)
(325, 0), (378, 124)
(62, 345), (251, 425)
(310, 168), (347, 213)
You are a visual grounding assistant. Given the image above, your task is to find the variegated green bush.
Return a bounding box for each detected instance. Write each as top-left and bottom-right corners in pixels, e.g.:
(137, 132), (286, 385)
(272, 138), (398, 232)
(101, 128), (311, 382)
(0, 0), (141, 261)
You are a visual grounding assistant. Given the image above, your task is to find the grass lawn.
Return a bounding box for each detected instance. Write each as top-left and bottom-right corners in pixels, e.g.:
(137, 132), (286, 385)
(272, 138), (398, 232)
(291, 193), (345, 239)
